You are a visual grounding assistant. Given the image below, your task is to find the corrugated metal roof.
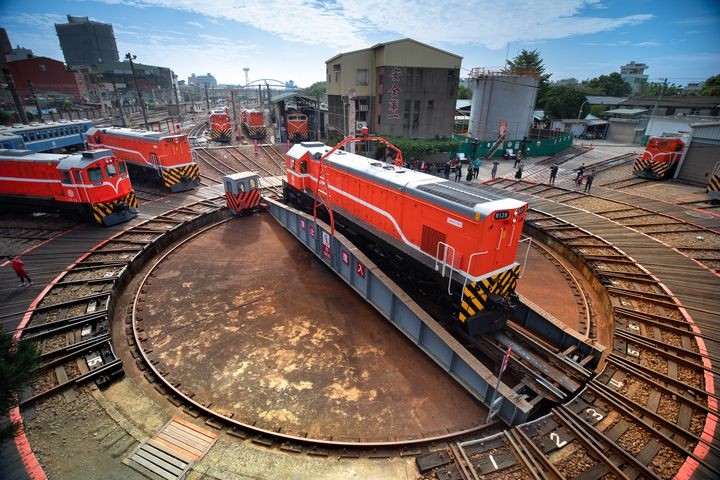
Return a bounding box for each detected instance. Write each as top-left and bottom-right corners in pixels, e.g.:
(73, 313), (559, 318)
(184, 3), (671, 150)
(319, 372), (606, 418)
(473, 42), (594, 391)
(605, 108), (649, 115)
(586, 96), (627, 105)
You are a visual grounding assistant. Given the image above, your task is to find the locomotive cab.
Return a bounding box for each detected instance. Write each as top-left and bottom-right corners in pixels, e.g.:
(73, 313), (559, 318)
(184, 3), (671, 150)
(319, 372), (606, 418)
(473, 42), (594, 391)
(57, 149), (138, 226)
(223, 171), (261, 215)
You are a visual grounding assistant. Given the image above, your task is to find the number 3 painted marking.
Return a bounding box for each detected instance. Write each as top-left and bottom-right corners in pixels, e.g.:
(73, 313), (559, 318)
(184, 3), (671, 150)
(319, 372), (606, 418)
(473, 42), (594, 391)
(586, 408), (604, 421)
(550, 432), (567, 448)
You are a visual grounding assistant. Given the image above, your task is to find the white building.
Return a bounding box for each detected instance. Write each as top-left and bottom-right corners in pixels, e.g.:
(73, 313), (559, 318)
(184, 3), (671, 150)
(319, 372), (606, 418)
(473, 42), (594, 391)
(620, 61), (648, 93)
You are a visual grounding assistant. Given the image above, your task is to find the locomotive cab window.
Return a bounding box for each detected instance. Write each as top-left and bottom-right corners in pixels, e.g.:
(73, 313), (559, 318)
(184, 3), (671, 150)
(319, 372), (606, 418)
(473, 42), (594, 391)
(105, 163), (118, 177)
(300, 160), (307, 173)
(74, 171), (84, 184)
(61, 171), (72, 184)
(88, 167), (103, 184)
(249, 178), (257, 189)
(238, 182), (246, 192)
(118, 161), (127, 174)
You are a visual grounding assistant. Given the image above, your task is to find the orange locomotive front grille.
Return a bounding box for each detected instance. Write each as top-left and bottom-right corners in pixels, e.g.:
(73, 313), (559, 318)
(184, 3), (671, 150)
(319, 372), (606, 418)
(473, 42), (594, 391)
(91, 191), (138, 224)
(161, 164), (200, 188)
(225, 189), (261, 212)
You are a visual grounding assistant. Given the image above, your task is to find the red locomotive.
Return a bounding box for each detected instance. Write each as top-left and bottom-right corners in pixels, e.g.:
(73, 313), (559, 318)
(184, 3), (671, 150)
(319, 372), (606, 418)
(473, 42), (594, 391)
(283, 133), (527, 333)
(0, 148), (138, 226)
(285, 111), (308, 142)
(209, 107), (232, 143)
(633, 134), (687, 180)
(241, 109), (267, 140)
(85, 127), (200, 192)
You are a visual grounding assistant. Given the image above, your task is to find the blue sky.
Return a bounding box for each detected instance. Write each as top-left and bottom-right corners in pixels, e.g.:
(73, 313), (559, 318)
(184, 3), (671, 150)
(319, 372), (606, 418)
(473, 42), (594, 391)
(1, 0), (718, 88)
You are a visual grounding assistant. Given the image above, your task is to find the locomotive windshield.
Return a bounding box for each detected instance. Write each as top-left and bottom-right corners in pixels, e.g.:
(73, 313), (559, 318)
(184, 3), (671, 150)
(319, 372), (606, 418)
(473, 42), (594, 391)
(105, 164), (117, 177)
(88, 167), (103, 183)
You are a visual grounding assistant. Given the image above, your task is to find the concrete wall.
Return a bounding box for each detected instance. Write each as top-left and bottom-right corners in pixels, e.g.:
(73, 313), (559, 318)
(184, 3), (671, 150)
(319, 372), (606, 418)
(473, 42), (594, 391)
(468, 75), (538, 141)
(607, 119), (639, 144)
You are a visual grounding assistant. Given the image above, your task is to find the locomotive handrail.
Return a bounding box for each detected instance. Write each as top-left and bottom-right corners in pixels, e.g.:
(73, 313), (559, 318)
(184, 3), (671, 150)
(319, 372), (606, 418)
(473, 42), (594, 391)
(518, 237), (533, 279)
(434, 242), (457, 294)
(460, 251), (489, 304)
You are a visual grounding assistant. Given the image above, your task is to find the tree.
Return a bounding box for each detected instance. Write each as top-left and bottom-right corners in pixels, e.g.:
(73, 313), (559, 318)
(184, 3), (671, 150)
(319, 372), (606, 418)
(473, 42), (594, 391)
(699, 75), (720, 96)
(457, 84), (472, 100)
(505, 49), (551, 107)
(1, 330), (39, 444)
(583, 72), (631, 97)
(542, 85), (588, 119)
(302, 81), (326, 97)
(636, 81), (683, 97)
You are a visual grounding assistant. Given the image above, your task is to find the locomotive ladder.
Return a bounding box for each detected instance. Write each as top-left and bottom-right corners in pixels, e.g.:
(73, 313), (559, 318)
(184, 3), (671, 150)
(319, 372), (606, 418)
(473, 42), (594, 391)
(484, 132), (506, 160)
(313, 150), (335, 234)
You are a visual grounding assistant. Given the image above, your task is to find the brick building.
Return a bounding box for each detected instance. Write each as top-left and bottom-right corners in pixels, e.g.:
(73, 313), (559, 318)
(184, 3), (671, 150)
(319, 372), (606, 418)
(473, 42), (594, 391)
(6, 56), (88, 103)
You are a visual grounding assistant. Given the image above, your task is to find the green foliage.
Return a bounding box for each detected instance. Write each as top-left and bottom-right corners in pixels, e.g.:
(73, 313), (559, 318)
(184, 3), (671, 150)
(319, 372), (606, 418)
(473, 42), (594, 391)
(0, 330), (39, 444)
(457, 84), (472, 100)
(62, 100), (74, 110)
(583, 72), (631, 97)
(505, 49), (552, 107)
(636, 81), (683, 97)
(542, 85), (588, 119)
(303, 82), (327, 97)
(589, 104), (609, 117)
(699, 74), (720, 96)
(383, 136), (461, 159)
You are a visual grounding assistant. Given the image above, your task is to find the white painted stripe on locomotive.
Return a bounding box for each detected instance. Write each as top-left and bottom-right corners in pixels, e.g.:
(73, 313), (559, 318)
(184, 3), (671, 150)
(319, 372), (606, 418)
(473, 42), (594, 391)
(287, 168), (518, 283)
(90, 143), (187, 168)
(0, 176), (130, 195)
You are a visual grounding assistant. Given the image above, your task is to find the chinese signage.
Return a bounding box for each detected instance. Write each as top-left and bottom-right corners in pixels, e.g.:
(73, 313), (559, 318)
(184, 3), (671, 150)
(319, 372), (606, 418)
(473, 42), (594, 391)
(387, 67), (401, 120)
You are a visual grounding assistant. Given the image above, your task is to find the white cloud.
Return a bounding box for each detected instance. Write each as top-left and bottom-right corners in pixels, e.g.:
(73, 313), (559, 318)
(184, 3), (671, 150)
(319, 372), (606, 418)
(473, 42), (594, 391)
(187, 21), (204, 28)
(90, 0), (653, 51)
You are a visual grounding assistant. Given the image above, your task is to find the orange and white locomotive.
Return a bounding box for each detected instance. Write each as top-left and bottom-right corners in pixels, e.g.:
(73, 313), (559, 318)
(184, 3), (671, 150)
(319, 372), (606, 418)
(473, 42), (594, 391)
(283, 135), (527, 333)
(285, 111), (308, 143)
(241, 109), (267, 140)
(0, 149), (138, 226)
(85, 127), (199, 192)
(210, 107), (232, 143)
(633, 134), (687, 180)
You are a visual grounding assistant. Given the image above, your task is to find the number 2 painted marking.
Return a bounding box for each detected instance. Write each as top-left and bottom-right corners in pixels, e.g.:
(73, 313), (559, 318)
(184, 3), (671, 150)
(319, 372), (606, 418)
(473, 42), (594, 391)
(550, 432), (567, 449)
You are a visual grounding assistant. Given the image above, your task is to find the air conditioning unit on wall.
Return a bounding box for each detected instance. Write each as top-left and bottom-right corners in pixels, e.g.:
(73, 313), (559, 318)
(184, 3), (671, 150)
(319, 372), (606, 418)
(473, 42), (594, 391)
(355, 121), (367, 131)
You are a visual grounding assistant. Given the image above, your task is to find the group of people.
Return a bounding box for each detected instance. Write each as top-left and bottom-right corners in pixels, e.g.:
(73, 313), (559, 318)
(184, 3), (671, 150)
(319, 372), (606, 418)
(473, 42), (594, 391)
(444, 157), (482, 182)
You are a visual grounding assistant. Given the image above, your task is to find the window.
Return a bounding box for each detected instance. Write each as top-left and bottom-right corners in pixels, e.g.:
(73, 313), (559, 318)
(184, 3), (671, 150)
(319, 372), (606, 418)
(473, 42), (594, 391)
(413, 100), (421, 127)
(74, 171), (84, 183)
(357, 69), (368, 85)
(406, 68), (414, 78)
(378, 74), (383, 86)
(225, 181), (232, 193)
(88, 167), (102, 183)
(118, 161), (127, 174)
(249, 178), (257, 189)
(428, 100), (434, 109)
(238, 182), (246, 192)
(448, 69), (455, 78)
(105, 164), (117, 177)
(378, 94), (382, 105)
(39, 64), (46, 72)
(61, 171), (72, 184)
(378, 115), (381, 125)
(690, 108), (701, 115)
(416, 68), (423, 81)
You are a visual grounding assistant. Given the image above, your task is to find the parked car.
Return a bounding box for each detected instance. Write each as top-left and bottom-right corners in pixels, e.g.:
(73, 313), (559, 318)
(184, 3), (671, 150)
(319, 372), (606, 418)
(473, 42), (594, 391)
(503, 149), (517, 160)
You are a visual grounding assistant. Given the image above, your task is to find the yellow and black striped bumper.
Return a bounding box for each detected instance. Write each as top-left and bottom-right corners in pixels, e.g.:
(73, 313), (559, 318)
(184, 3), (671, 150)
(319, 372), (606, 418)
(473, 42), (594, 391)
(247, 125), (267, 139)
(91, 192), (139, 226)
(162, 164), (200, 191)
(633, 158), (673, 179)
(707, 174), (720, 197)
(211, 128), (232, 142)
(458, 265), (521, 334)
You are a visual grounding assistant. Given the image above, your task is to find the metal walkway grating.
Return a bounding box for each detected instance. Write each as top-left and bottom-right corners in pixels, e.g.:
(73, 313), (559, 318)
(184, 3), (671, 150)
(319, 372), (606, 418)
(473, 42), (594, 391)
(124, 417), (217, 480)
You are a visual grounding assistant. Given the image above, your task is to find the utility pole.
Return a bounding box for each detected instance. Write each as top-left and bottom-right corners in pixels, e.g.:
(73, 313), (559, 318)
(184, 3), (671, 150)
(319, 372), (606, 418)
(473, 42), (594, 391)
(2, 66), (28, 124)
(651, 78), (667, 117)
(172, 74), (183, 127)
(126, 52), (148, 130)
(27, 80), (43, 122)
(204, 84), (210, 111)
(230, 89), (237, 135)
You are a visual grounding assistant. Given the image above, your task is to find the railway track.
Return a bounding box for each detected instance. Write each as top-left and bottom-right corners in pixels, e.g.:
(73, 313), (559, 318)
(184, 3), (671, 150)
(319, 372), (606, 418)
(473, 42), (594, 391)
(420, 206), (719, 479)
(0, 212), (80, 258)
(15, 197), (229, 414)
(489, 178), (720, 273)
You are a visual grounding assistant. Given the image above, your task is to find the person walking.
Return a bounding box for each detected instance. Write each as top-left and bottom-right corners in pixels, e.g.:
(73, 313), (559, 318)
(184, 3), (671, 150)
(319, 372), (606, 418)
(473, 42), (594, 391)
(9, 256), (32, 287)
(514, 163), (523, 180)
(549, 163), (559, 185)
(491, 160), (499, 179)
(575, 163), (586, 185)
(455, 164), (462, 181)
(466, 166), (473, 181)
(584, 170), (596, 193)
(472, 158), (481, 179)
(444, 162), (451, 180)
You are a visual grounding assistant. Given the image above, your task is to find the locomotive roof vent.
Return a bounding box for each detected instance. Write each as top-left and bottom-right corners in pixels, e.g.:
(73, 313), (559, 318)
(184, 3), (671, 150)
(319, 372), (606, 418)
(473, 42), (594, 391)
(370, 162), (382, 167)
(81, 149), (113, 160)
(300, 142), (325, 148)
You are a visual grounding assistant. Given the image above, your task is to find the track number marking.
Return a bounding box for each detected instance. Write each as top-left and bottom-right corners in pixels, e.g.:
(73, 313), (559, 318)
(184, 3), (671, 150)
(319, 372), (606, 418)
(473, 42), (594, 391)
(586, 408), (604, 421)
(549, 432), (567, 449)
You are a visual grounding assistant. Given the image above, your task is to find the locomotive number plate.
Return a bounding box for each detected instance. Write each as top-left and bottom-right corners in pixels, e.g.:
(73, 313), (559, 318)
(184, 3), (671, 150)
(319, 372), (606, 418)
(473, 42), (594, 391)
(494, 211), (510, 220)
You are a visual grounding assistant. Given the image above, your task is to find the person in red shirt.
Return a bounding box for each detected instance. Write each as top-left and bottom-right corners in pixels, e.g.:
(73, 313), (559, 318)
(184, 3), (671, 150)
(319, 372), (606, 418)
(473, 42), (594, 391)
(9, 256), (32, 287)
